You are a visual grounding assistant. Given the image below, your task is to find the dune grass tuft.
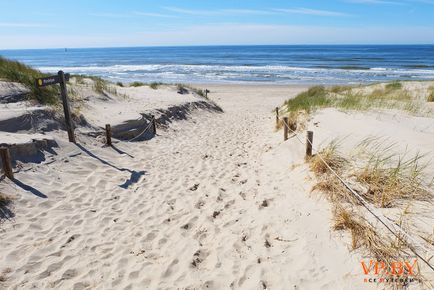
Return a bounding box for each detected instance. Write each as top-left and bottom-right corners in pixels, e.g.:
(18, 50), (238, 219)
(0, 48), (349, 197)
(355, 138), (432, 208)
(333, 206), (407, 268)
(284, 81), (421, 117)
(130, 81), (146, 87)
(385, 81), (403, 90)
(286, 86), (331, 113)
(0, 56), (59, 104)
(309, 140), (346, 176)
(428, 86), (434, 102)
(0, 192), (12, 205)
(149, 82), (163, 90)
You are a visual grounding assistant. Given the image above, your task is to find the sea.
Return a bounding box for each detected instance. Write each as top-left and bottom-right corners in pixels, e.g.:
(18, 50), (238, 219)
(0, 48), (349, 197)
(1, 45), (434, 84)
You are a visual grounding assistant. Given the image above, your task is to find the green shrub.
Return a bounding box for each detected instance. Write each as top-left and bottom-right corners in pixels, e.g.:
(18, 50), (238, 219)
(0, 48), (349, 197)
(385, 81), (403, 91)
(130, 81), (145, 87)
(116, 81), (124, 87)
(149, 82), (163, 89)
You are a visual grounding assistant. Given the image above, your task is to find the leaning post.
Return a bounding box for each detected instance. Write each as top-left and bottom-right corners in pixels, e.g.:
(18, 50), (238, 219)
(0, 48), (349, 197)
(105, 124), (112, 146)
(306, 131), (314, 158)
(0, 147), (14, 180)
(58, 70), (76, 143)
(283, 117), (289, 141)
(151, 115), (157, 135)
(275, 107), (279, 126)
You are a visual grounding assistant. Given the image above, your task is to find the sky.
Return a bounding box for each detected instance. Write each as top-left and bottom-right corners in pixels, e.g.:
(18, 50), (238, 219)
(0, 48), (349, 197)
(1, 0), (434, 49)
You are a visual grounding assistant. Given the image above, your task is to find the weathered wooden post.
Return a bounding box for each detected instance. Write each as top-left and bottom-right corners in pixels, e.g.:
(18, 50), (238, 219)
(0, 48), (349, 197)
(0, 147), (14, 180)
(36, 71), (74, 143)
(58, 71), (75, 143)
(283, 117), (289, 141)
(205, 89), (210, 98)
(151, 115), (157, 135)
(275, 107), (279, 126)
(306, 131), (314, 158)
(105, 124), (112, 146)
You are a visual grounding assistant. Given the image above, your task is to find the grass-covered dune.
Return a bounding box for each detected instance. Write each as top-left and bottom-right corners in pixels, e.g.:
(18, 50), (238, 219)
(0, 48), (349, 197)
(0, 56), (60, 104)
(279, 81), (434, 131)
(285, 81), (433, 114)
(0, 57), (210, 105)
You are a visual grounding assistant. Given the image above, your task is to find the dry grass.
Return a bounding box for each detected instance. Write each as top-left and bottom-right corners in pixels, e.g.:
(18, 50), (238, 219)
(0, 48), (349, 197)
(0, 192), (12, 205)
(333, 206), (408, 270)
(311, 177), (359, 204)
(428, 86), (434, 102)
(355, 139), (432, 208)
(309, 140), (346, 175)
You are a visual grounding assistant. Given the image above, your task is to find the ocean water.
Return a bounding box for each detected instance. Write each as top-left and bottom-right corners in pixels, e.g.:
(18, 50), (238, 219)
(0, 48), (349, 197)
(1, 45), (434, 84)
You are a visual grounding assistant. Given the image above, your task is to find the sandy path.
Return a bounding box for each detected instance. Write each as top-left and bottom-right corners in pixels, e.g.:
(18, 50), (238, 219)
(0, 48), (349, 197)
(0, 85), (368, 289)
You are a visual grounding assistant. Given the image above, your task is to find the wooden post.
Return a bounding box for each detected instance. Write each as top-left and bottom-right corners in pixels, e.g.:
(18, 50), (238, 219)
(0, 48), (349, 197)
(151, 115), (157, 135)
(306, 131), (314, 158)
(105, 124), (112, 146)
(0, 147), (14, 180)
(283, 117), (289, 141)
(275, 107), (279, 126)
(58, 70), (75, 143)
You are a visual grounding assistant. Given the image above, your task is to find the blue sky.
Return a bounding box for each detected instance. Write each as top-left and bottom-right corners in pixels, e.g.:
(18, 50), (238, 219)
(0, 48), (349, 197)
(1, 0), (434, 49)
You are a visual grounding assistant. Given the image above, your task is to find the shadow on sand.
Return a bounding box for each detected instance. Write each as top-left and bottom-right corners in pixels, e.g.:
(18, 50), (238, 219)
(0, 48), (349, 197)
(109, 144), (134, 159)
(13, 179), (47, 198)
(0, 199), (15, 220)
(76, 144), (145, 189)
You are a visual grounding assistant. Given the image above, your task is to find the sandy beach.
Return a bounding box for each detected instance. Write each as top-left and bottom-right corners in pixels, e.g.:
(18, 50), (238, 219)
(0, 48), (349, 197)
(0, 80), (433, 289)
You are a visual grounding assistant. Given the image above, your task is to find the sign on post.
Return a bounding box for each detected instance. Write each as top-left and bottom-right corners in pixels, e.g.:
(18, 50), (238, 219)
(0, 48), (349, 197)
(35, 71), (75, 143)
(36, 73), (70, 87)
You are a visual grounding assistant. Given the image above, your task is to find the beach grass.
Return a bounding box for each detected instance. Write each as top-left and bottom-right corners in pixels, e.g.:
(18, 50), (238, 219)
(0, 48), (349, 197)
(149, 82), (163, 89)
(0, 56), (59, 104)
(332, 206), (408, 272)
(355, 138), (432, 207)
(130, 81), (146, 87)
(309, 140), (346, 176)
(385, 81), (403, 90)
(284, 82), (427, 124)
(428, 86), (434, 102)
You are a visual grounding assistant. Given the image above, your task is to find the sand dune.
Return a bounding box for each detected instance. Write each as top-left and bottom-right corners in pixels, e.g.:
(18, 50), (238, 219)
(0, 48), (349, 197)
(1, 84), (432, 289)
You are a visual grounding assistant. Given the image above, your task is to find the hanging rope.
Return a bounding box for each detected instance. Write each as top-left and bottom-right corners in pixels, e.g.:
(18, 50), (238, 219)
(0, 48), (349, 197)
(277, 112), (434, 272)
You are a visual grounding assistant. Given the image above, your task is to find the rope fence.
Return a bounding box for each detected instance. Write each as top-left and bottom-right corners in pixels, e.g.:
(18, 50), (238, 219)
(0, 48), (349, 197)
(276, 107), (434, 273)
(105, 115), (157, 145)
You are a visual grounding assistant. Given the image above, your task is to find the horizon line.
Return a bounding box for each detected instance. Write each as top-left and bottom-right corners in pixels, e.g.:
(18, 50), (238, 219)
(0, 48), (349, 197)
(1, 43), (434, 51)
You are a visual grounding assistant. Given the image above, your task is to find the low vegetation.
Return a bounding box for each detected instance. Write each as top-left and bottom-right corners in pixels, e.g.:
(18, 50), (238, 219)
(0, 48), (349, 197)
(355, 138), (432, 207)
(428, 86), (434, 102)
(130, 81), (146, 87)
(0, 192), (12, 205)
(309, 139), (431, 285)
(149, 82), (163, 90)
(285, 81), (423, 115)
(333, 206), (409, 274)
(309, 140), (346, 175)
(0, 56), (59, 104)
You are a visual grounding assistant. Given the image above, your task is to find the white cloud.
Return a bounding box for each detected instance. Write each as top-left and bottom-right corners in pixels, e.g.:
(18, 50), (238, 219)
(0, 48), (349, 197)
(2, 23), (433, 49)
(163, 7), (350, 17)
(133, 11), (177, 18)
(162, 7), (220, 16)
(273, 8), (351, 16)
